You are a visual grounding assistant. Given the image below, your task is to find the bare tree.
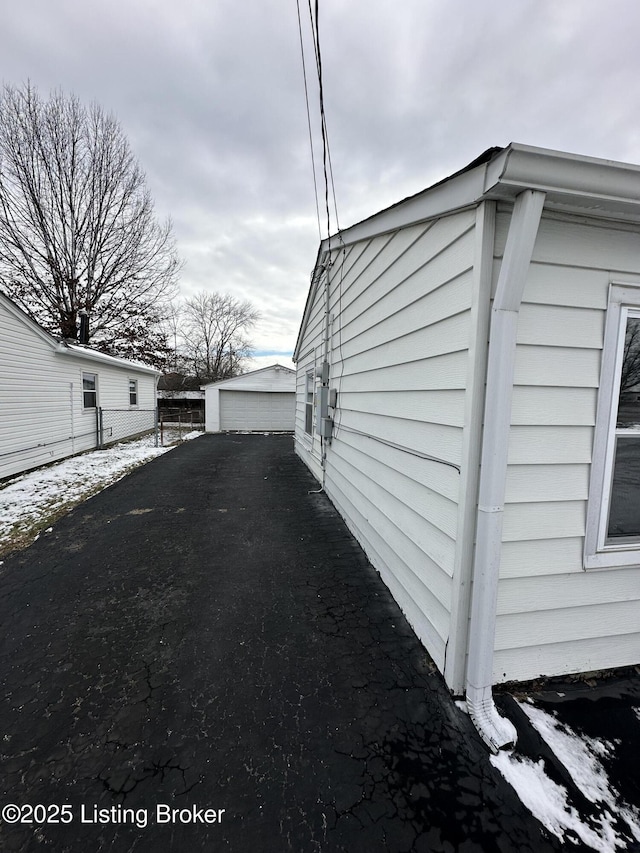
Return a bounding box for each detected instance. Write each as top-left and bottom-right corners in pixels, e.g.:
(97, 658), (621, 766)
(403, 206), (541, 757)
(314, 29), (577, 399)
(0, 82), (180, 365)
(178, 291), (260, 382)
(621, 319), (640, 393)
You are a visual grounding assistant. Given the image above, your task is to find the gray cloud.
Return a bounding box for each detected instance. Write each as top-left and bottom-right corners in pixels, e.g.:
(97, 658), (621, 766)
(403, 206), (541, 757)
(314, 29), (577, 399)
(2, 0), (640, 358)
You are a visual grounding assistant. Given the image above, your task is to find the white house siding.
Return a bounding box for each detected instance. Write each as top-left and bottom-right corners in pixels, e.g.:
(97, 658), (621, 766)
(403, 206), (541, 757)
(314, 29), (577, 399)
(295, 255), (336, 481)
(295, 209), (479, 674)
(493, 208), (640, 683)
(0, 301), (90, 478)
(70, 350), (158, 446)
(0, 296), (158, 480)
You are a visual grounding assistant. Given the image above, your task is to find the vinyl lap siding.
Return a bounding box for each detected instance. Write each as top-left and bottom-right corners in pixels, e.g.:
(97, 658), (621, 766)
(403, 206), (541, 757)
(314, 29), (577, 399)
(494, 210), (640, 683)
(0, 305), (96, 479)
(1, 298), (157, 479)
(294, 275), (325, 479)
(322, 210), (476, 670)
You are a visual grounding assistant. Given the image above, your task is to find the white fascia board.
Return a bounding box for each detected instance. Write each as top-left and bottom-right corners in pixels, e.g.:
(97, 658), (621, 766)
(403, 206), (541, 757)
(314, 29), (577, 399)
(322, 142), (640, 259)
(58, 343), (160, 376)
(0, 292), (160, 374)
(293, 245), (330, 361)
(293, 165), (491, 360)
(201, 363), (295, 390)
(331, 167), (488, 249)
(294, 141), (640, 362)
(0, 292), (60, 350)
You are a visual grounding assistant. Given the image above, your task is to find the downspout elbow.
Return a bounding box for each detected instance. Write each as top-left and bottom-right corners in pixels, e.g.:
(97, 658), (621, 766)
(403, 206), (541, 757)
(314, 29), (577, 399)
(466, 685), (517, 754)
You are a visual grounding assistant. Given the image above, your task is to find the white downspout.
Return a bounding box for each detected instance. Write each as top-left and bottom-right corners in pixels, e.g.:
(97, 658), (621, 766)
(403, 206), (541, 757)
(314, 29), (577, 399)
(466, 189), (546, 752)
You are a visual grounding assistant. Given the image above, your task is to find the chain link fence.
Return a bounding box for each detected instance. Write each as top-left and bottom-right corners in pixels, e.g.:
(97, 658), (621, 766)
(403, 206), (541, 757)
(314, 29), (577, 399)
(158, 408), (204, 445)
(97, 408), (158, 449)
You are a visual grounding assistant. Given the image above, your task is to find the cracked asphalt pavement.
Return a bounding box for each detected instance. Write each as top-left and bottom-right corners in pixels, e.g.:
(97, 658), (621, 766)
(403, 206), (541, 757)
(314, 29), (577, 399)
(0, 434), (579, 851)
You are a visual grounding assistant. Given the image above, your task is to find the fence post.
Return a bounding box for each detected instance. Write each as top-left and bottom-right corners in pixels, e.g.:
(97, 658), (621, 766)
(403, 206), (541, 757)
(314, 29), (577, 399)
(97, 407), (104, 449)
(155, 407), (159, 448)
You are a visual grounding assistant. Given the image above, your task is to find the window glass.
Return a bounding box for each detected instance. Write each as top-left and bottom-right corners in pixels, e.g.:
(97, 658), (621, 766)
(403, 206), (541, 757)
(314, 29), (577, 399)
(305, 372), (314, 434)
(83, 373), (97, 409)
(606, 315), (640, 541)
(129, 379), (138, 406)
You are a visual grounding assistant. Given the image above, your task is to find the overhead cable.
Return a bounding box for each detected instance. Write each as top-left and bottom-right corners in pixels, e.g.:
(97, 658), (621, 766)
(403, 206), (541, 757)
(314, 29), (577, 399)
(295, 0), (322, 241)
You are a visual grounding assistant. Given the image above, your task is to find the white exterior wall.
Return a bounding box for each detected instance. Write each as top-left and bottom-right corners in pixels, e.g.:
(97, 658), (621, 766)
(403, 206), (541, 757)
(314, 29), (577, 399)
(0, 296), (158, 480)
(295, 263), (329, 482)
(205, 365), (295, 432)
(494, 208), (640, 683)
(295, 209), (483, 678)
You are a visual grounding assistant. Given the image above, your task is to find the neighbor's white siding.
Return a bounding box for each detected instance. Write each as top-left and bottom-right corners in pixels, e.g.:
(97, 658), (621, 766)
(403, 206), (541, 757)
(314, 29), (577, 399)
(0, 300), (93, 478)
(493, 209), (640, 682)
(0, 297), (158, 480)
(295, 209), (479, 674)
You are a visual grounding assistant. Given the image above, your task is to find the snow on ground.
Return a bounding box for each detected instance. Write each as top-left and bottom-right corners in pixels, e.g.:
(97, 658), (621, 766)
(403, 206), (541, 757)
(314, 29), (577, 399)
(0, 430), (203, 558)
(491, 701), (640, 851)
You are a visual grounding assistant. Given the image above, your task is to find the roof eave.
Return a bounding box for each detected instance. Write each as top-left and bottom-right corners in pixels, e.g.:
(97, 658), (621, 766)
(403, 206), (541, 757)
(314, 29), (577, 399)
(58, 343), (161, 375)
(292, 242), (331, 361)
(483, 143), (640, 221)
(202, 363), (295, 389)
(294, 142), (640, 363)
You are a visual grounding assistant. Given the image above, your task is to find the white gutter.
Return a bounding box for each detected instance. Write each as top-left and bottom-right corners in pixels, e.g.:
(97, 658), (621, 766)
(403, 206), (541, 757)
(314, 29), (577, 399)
(465, 189), (546, 753)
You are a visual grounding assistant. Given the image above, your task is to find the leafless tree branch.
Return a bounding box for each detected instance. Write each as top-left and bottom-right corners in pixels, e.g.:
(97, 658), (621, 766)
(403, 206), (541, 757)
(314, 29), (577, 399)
(0, 82), (180, 365)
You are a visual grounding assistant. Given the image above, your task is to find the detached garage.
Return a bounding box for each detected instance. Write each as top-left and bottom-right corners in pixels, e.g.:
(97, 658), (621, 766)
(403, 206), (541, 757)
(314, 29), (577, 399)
(204, 364), (295, 433)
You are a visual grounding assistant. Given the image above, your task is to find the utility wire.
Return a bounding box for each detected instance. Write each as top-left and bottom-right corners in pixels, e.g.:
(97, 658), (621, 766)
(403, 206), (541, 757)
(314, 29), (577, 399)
(296, 0), (322, 241)
(306, 0), (341, 244)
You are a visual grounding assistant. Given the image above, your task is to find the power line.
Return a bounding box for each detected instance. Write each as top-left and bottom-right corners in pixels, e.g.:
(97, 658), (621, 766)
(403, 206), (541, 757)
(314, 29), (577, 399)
(295, 0), (322, 241)
(297, 0), (341, 246)
(308, 0), (341, 243)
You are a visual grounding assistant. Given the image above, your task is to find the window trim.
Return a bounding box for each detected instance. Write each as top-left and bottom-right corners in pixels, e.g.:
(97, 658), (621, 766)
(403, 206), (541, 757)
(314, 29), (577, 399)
(304, 370), (315, 436)
(585, 281), (640, 568)
(82, 372), (97, 410)
(129, 379), (138, 407)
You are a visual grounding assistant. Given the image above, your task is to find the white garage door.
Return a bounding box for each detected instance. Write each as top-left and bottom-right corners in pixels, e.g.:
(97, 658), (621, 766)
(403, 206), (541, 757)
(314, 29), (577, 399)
(219, 390), (295, 431)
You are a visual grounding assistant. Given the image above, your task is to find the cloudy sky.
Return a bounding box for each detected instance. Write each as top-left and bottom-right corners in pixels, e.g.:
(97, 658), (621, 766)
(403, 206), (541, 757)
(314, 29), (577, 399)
(3, 0), (640, 369)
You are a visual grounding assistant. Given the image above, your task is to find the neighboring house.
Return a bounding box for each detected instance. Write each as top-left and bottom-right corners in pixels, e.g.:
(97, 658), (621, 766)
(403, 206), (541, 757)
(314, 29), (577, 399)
(293, 142), (640, 750)
(157, 373), (205, 417)
(0, 291), (160, 480)
(204, 364), (295, 432)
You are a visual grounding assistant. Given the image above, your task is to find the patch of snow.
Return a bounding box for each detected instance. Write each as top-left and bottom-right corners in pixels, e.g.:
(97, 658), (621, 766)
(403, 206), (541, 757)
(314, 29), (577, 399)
(520, 703), (613, 804)
(0, 433), (185, 553)
(491, 752), (619, 851)
(491, 702), (640, 852)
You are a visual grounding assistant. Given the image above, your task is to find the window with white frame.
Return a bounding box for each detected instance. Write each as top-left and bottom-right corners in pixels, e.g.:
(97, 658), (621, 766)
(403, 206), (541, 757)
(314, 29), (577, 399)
(304, 371), (314, 434)
(129, 379), (138, 406)
(82, 372), (97, 409)
(585, 283), (640, 568)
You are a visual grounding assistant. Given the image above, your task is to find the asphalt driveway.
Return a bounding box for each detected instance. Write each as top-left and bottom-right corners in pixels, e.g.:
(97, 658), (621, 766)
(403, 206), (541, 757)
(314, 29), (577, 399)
(0, 434), (615, 852)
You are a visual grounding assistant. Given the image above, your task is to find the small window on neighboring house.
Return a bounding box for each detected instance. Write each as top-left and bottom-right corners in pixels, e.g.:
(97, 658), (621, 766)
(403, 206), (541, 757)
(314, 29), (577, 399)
(83, 373), (97, 409)
(305, 371), (314, 434)
(129, 379), (138, 406)
(585, 283), (640, 568)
